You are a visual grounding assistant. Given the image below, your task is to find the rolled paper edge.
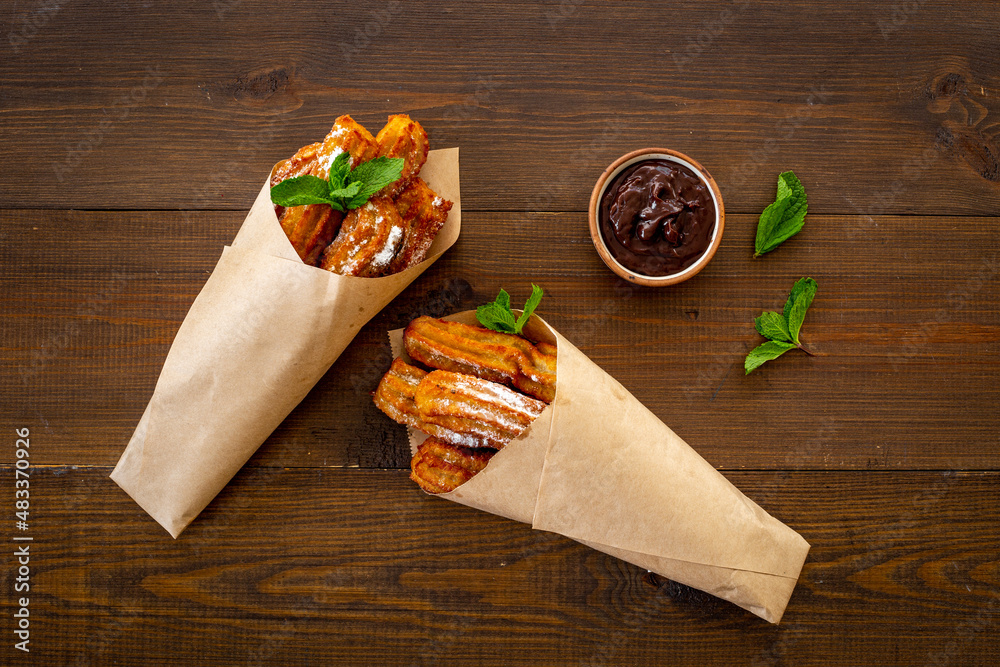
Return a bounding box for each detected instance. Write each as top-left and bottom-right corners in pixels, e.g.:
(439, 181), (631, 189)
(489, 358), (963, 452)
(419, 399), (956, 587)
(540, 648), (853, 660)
(575, 537), (809, 623)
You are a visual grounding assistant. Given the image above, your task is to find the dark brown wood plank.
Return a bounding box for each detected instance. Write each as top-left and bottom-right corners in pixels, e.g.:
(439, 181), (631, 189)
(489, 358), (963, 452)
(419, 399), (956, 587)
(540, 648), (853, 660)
(3, 209), (998, 469)
(2, 1), (999, 213)
(0, 466), (996, 666)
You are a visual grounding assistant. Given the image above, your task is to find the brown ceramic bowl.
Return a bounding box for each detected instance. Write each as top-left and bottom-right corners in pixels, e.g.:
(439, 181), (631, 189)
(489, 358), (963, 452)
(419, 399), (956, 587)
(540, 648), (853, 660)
(589, 148), (725, 286)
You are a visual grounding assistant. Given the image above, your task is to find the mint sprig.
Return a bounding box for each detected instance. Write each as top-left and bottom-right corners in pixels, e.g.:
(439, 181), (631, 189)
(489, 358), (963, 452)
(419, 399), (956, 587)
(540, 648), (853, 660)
(745, 277), (817, 374)
(477, 285), (544, 335)
(270, 151), (404, 212)
(754, 171), (807, 258)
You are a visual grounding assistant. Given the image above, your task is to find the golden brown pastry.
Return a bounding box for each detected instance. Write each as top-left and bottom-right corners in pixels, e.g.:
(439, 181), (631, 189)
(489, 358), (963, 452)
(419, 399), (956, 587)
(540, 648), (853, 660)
(313, 114), (378, 174)
(373, 361), (546, 450)
(270, 114), (450, 275)
(271, 142), (321, 188)
(269, 142), (342, 265)
(374, 315), (556, 493)
(319, 197), (406, 276)
(410, 438), (496, 494)
(269, 115), (378, 265)
(403, 316), (557, 403)
(275, 202), (342, 266)
(389, 177), (454, 273)
(412, 370), (546, 450)
(374, 114), (429, 198)
(373, 358), (427, 429)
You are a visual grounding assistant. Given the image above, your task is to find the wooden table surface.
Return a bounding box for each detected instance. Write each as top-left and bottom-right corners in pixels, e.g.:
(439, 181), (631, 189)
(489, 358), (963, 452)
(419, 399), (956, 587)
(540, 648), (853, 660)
(3, 1), (999, 664)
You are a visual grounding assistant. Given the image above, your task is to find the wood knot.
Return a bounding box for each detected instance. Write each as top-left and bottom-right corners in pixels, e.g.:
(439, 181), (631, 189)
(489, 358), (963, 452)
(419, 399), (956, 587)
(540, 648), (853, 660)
(935, 126), (955, 149)
(209, 65), (302, 112)
(232, 67), (289, 101)
(926, 72), (968, 100)
(926, 71), (1000, 183)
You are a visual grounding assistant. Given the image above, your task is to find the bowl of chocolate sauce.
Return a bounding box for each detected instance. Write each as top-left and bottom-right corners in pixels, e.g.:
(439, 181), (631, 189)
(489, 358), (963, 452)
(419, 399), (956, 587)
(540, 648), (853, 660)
(589, 148), (724, 286)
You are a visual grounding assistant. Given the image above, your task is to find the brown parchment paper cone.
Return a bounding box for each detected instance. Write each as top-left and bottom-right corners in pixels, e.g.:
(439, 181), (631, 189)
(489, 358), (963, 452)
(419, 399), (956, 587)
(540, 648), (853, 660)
(390, 309), (809, 623)
(112, 148), (460, 539)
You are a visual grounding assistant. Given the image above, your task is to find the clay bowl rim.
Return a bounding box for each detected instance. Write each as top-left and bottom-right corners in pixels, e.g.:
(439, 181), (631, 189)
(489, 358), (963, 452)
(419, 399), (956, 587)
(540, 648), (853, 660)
(588, 147), (725, 287)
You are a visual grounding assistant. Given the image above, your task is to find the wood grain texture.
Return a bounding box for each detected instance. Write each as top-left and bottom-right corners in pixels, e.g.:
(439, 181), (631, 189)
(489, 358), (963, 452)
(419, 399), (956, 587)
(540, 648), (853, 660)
(1, 1), (999, 213)
(3, 2), (1000, 664)
(3, 209), (997, 469)
(0, 466), (997, 666)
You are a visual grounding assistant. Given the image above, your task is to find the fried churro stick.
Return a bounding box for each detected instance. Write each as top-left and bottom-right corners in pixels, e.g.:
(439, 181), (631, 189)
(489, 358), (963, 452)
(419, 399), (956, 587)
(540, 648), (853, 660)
(389, 177), (453, 273)
(319, 198), (405, 276)
(276, 203), (342, 266)
(375, 114), (429, 198)
(413, 370), (546, 450)
(269, 143), (342, 265)
(271, 142), (321, 188)
(373, 358), (427, 429)
(313, 114), (378, 174)
(270, 115), (379, 266)
(410, 438), (496, 494)
(404, 317), (557, 403)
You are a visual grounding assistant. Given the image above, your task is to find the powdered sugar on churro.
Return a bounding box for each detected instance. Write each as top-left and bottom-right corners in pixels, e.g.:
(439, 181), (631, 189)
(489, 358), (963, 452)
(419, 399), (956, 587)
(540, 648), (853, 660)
(372, 223), (403, 268)
(318, 146), (344, 174)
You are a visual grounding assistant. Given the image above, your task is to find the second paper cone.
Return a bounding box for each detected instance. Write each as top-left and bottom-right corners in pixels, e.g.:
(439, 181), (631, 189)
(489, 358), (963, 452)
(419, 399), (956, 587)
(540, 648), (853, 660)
(393, 310), (809, 623)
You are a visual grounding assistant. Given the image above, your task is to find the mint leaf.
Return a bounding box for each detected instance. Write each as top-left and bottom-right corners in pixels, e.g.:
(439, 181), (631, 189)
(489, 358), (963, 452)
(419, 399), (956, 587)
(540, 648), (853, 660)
(785, 277), (817, 344)
(745, 277), (818, 374)
(754, 171), (808, 257)
(327, 151), (352, 189)
(744, 340), (797, 374)
(477, 286), (545, 336)
(346, 156), (404, 207)
(271, 152), (403, 213)
(476, 303), (517, 333)
(754, 196), (790, 256)
(494, 289), (511, 312)
(514, 284), (544, 333)
(754, 311), (792, 342)
(327, 181), (362, 199)
(783, 276), (810, 321)
(270, 175), (337, 207)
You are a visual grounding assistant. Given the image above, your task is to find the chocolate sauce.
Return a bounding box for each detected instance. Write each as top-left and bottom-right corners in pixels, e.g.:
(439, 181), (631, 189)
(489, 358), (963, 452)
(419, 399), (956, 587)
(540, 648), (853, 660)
(599, 159), (716, 277)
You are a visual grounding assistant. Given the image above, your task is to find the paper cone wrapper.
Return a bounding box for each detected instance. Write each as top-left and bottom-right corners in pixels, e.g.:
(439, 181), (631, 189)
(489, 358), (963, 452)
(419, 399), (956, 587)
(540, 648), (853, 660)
(112, 148), (461, 538)
(391, 309), (809, 623)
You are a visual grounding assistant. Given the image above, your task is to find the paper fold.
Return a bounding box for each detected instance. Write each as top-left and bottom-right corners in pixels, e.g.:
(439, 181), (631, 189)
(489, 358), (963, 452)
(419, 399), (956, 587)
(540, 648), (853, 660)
(112, 148), (461, 538)
(392, 310), (809, 623)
